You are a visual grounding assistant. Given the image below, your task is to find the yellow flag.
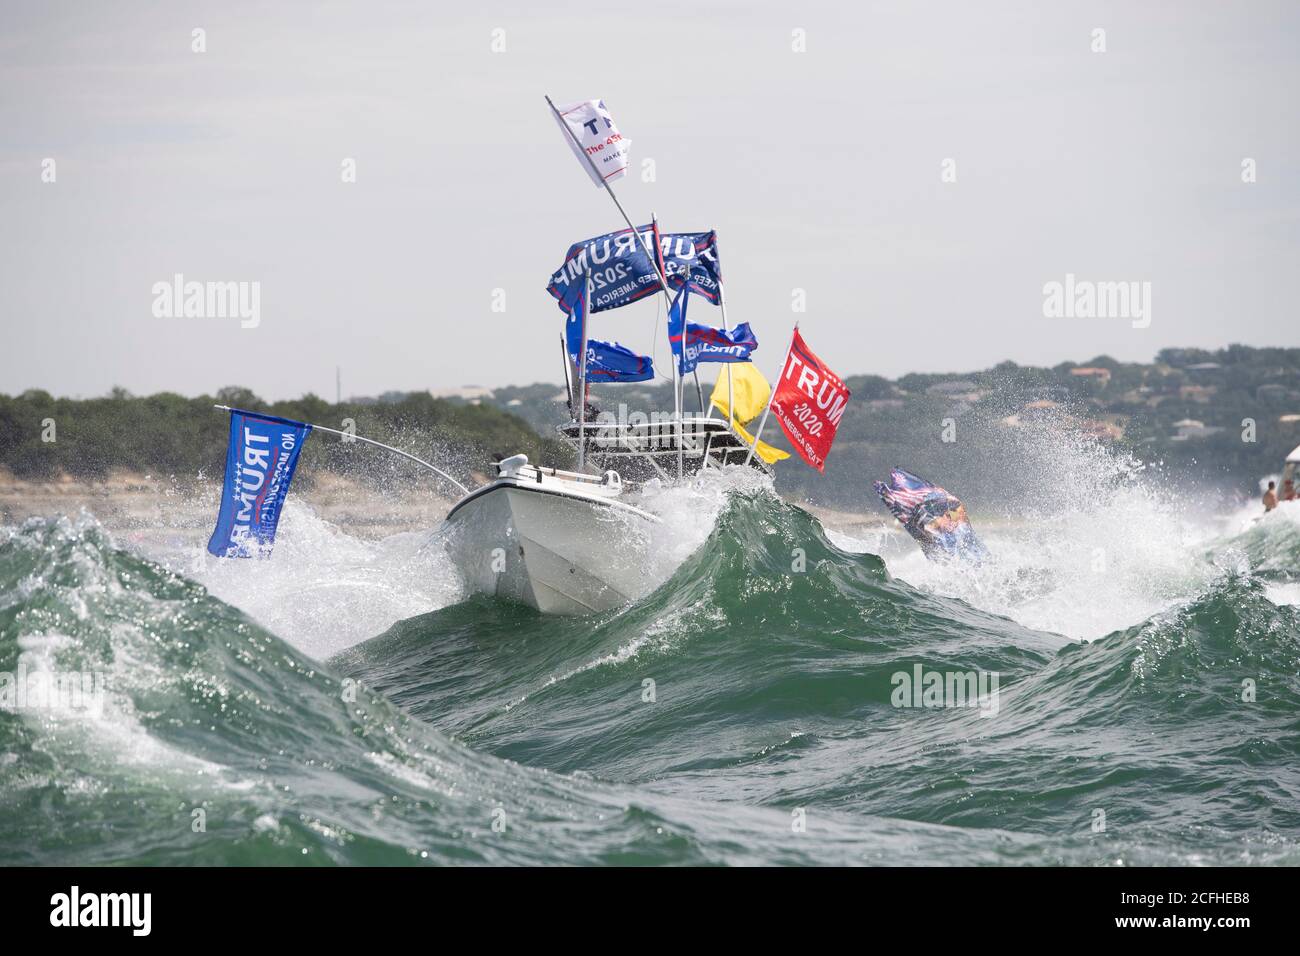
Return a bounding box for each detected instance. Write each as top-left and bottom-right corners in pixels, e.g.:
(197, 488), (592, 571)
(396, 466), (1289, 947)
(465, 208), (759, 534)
(709, 363), (770, 425)
(709, 365), (790, 465)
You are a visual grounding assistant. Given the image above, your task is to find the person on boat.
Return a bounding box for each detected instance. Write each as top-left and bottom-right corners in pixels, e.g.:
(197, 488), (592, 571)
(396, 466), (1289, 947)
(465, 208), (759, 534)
(1283, 479), (1297, 502)
(1263, 481), (1278, 512)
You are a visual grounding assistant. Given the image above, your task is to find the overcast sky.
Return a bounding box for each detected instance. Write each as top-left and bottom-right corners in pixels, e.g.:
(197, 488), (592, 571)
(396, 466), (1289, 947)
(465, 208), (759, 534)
(2, 0), (1297, 400)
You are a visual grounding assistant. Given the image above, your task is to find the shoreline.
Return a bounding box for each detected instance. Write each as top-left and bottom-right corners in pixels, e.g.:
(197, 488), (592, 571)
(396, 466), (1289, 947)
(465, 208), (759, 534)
(0, 468), (1110, 551)
(0, 468), (458, 541)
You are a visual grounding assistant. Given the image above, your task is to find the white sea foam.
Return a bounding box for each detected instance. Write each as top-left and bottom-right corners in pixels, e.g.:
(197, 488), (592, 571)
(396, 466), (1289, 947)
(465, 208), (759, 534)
(174, 467), (759, 659)
(181, 500), (466, 658)
(825, 426), (1256, 642)
(0, 536), (241, 791)
(632, 464), (773, 584)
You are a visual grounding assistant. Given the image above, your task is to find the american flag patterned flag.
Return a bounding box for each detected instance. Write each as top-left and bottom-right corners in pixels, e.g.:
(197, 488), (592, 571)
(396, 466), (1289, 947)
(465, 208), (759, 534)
(873, 469), (940, 523)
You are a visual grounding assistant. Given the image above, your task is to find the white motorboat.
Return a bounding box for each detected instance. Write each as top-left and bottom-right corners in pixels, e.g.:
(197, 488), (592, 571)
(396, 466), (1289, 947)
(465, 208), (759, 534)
(439, 323), (779, 615)
(440, 383), (780, 615)
(441, 454), (660, 615)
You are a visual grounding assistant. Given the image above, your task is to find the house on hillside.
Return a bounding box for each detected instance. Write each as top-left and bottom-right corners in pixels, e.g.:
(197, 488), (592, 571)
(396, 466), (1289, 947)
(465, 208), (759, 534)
(1170, 418), (1224, 440)
(925, 380), (985, 403)
(428, 385), (494, 405)
(1001, 399), (1062, 428)
(1178, 384), (1217, 403)
(1082, 419), (1124, 441)
(1070, 367), (1112, 385)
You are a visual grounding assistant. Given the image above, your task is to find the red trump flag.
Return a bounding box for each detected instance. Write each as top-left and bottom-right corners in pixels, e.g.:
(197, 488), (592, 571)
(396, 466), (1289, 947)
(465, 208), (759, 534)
(769, 329), (850, 472)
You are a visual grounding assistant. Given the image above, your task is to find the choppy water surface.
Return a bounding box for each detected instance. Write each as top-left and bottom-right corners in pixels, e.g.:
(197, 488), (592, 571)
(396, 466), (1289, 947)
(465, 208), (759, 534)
(3, 442), (1298, 865)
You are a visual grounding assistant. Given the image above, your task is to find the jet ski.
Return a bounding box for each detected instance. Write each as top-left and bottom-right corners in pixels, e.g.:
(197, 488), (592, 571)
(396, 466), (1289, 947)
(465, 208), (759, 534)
(872, 468), (988, 563)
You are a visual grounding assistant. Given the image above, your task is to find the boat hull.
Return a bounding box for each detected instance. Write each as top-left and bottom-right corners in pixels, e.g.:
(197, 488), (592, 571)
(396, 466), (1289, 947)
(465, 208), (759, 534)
(443, 480), (656, 615)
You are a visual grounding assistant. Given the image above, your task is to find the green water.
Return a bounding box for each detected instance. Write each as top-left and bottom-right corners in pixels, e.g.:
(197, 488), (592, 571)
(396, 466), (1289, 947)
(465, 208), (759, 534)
(2, 487), (1299, 865)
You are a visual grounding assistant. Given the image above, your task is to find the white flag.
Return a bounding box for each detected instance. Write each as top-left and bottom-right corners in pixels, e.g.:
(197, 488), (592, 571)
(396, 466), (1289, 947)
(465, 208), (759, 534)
(552, 99), (631, 187)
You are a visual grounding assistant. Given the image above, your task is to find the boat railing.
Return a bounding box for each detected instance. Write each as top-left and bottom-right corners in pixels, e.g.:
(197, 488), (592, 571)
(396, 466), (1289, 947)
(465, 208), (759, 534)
(554, 413), (771, 477)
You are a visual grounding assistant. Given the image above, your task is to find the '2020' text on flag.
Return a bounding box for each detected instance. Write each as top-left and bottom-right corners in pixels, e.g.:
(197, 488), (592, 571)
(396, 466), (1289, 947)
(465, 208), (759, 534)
(547, 226), (723, 315)
(769, 329), (851, 473)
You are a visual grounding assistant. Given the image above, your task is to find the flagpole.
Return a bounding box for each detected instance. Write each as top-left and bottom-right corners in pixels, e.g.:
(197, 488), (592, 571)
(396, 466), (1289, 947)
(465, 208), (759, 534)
(713, 238), (731, 431)
(653, 212), (683, 480)
(212, 405), (470, 496)
(577, 267), (592, 473)
(743, 324), (796, 468)
(560, 335), (575, 415)
(727, 364), (735, 429)
(546, 96), (676, 311)
(713, 279), (733, 424)
(674, 376), (686, 475)
(549, 96), (685, 477)
(660, 225), (683, 480)
(716, 275), (742, 460)
(675, 318), (683, 480)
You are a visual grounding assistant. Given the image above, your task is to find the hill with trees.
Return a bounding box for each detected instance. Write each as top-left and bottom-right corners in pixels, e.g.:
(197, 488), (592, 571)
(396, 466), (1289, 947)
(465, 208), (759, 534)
(0, 387), (567, 492)
(472, 344), (1300, 509)
(3, 345), (1296, 512)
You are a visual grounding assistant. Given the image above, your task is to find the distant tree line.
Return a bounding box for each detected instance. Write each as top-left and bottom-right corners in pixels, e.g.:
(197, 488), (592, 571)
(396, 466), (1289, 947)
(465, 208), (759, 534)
(478, 344), (1300, 507)
(5, 344), (1296, 509)
(0, 386), (571, 489)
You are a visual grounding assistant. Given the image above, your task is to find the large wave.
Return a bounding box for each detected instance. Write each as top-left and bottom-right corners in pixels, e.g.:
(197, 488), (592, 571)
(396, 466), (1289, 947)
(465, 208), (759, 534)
(3, 447), (1298, 864)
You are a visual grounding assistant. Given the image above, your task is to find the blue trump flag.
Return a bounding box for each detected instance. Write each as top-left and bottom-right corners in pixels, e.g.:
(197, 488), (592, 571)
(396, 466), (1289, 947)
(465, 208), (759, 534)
(575, 337), (656, 383)
(565, 282), (655, 383)
(547, 225), (723, 315)
(667, 287), (758, 374)
(207, 409), (312, 557)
